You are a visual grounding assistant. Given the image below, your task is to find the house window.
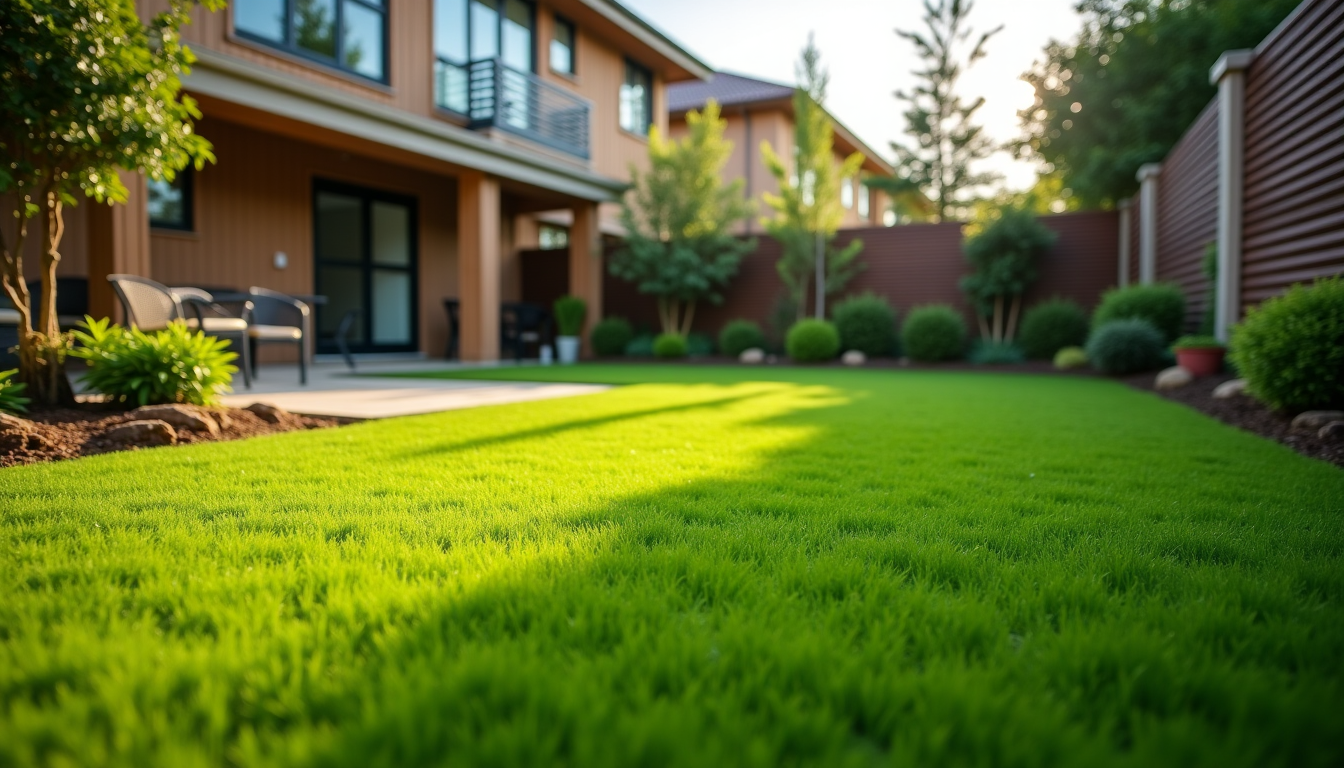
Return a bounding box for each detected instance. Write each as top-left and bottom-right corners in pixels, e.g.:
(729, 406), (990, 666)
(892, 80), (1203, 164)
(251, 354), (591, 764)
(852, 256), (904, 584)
(620, 60), (652, 135)
(538, 224), (569, 250)
(841, 177), (854, 209)
(550, 16), (575, 75)
(858, 184), (870, 218)
(148, 170), (193, 231)
(234, 0), (387, 82)
(435, 0), (536, 113)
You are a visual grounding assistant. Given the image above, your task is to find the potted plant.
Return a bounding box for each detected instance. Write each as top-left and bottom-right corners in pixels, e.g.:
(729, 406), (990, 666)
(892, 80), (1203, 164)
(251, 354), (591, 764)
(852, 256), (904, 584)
(1172, 335), (1226, 376)
(553, 295), (587, 364)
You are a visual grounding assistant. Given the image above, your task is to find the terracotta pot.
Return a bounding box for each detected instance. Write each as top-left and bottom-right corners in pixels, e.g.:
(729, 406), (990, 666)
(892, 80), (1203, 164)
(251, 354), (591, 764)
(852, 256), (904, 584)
(1175, 346), (1226, 377)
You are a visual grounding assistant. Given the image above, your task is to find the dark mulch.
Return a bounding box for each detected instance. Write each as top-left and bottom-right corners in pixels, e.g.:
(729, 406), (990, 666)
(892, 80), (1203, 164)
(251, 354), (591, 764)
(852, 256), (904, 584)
(2, 403), (344, 468)
(1125, 372), (1344, 469)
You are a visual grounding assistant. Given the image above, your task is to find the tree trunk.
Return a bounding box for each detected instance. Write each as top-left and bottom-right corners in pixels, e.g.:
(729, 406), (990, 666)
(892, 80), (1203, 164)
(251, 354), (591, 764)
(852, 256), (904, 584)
(1005, 294), (1022, 343)
(976, 311), (991, 342)
(17, 193), (75, 406)
(679, 301), (696, 337)
(814, 231), (826, 319)
(992, 295), (1004, 343)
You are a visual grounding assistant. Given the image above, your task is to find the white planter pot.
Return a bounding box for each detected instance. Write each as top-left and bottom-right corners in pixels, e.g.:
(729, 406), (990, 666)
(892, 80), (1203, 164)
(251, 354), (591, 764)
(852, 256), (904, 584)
(556, 336), (581, 364)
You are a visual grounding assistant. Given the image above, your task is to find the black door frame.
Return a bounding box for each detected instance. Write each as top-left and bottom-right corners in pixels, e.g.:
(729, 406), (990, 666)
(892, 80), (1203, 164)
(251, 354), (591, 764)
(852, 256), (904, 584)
(312, 178), (420, 355)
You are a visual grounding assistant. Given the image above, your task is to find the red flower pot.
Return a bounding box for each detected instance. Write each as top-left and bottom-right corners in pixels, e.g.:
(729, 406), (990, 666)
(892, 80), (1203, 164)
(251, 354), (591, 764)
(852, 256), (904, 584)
(1175, 346), (1226, 377)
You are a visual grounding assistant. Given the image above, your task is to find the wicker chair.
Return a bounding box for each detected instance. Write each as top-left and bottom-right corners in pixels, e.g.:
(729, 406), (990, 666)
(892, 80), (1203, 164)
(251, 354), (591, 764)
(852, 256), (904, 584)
(107, 274), (252, 388)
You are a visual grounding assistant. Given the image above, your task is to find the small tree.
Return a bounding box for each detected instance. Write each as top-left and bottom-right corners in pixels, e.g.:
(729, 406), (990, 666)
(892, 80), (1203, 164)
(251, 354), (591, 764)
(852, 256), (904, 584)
(0, 0), (221, 405)
(959, 205), (1056, 342)
(611, 100), (753, 337)
(762, 35), (866, 320)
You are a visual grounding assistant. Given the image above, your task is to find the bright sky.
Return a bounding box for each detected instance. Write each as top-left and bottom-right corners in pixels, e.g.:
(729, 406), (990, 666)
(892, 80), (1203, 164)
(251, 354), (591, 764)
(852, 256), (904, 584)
(621, 0), (1084, 191)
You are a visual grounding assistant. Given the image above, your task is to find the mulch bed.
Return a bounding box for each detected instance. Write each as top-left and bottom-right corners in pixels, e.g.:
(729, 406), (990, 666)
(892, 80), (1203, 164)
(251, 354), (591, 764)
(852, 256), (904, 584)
(1, 403), (344, 468)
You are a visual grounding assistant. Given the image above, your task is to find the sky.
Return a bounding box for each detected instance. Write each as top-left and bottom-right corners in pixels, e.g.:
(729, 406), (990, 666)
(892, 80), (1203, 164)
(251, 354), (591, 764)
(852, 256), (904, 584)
(621, 0), (1084, 191)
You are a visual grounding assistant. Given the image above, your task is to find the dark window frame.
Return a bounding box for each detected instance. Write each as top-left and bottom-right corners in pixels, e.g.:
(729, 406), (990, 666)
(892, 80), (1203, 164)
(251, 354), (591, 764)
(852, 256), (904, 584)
(549, 14), (576, 76)
(234, 0), (390, 84)
(148, 168), (195, 232)
(434, 0), (538, 114)
(620, 58), (653, 135)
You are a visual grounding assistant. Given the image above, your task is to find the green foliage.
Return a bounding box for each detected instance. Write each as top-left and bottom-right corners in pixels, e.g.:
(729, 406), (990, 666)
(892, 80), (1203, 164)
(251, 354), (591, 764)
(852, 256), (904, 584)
(832, 294), (898, 357)
(969, 341), (1025, 365)
(591, 318), (633, 357)
(1093, 284), (1187, 343)
(1019, 298), (1090, 359)
(785, 319), (840, 363)
(624, 334), (655, 357)
(1086, 319), (1166, 375)
(612, 100), (754, 336)
(69, 317), (238, 406)
(1054, 346), (1089, 370)
(687, 333), (715, 357)
(0, 368), (30, 414)
(892, 0), (1003, 222)
(1230, 276), (1344, 411)
(1200, 242), (1219, 335)
(1173, 335), (1224, 350)
(961, 205), (1056, 341)
(1018, 0), (1298, 207)
(554, 296), (587, 337)
(652, 333), (688, 359)
(901, 305), (967, 362)
(718, 320), (767, 358)
(761, 38), (866, 319)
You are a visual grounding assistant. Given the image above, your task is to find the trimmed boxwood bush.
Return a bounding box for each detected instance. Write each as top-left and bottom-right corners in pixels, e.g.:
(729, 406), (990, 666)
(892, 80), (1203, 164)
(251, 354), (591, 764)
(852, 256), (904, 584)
(590, 318), (633, 357)
(652, 333), (688, 359)
(833, 293), (898, 357)
(1230, 276), (1344, 410)
(901, 305), (966, 362)
(1019, 298), (1089, 359)
(1054, 346), (1088, 370)
(1092, 284), (1186, 342)
(786, 320), (840, 363)
(719, 320), (767, 358)
(1086, 319), (1166, 374)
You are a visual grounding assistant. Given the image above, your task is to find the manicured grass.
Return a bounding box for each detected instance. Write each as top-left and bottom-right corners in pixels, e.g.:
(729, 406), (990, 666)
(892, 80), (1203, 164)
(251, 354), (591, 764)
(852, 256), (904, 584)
(2, 366), (1342, 767)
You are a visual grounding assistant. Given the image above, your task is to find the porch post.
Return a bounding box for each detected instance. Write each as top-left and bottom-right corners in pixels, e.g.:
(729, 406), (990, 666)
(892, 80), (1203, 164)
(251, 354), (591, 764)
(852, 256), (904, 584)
(86, 170), (151, 322)
(569, 201), (603, 356)
(1211, 50), (1254, 343)
(1136, 163), (1161, 285)
(1117, 198), (1132, 288)
(458, 171), (501, 361)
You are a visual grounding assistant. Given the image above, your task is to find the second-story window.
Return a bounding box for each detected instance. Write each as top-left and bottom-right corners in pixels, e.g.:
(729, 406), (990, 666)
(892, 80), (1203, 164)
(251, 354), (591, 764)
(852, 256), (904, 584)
(435, 0), (536, 113)
(234, 0), (388, 82)
(858, 184), (870, 219)
(550, 16), (575, 76)
(620, 60), (652, 135)
(841, 177), (854, 209)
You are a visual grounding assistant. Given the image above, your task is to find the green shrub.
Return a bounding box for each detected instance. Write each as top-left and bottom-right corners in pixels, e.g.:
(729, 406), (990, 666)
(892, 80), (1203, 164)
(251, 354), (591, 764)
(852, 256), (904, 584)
(832, 293), (898, 357)
(1092, 284), (1187, 342)
(718, 320), (766, 358)
(553, 295), (587, 337)
(591, 318), (633, 357)
(1054, 346), (1089, 370)
(652, 333), (688, 359)
(1085, 319), (1166, 375)
(625, 334), (655, 357)
(687, 333), (715, 357)
(0, 369), (30, 414)
(1019, 298), (1089, 359)
(1230, 276), (1344, 411)
(70, 317), (238, 407)
(901, 305), (967, 362)
(970, 341), (1025, 365)
(1172, 335), (1224, 350)
(786, 320), (840, 363)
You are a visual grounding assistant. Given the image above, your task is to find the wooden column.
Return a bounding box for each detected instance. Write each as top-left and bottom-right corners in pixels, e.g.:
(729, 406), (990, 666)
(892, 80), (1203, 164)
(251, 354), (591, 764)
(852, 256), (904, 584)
(569, 201), (603, 356)
(1136, 163), (1161, 285)
(87, 170), (151, 322)
(457, 171), (501, 361)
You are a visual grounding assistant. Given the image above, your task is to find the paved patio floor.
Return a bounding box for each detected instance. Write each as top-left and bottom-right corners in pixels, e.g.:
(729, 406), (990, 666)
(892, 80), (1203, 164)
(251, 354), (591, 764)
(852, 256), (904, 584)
(217, 360), (609, 419)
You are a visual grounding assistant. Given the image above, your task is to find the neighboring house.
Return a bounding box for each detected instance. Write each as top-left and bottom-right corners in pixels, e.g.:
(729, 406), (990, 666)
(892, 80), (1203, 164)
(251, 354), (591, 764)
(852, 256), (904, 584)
(36, 0), (710, 361)
(667, 72), (897, 233)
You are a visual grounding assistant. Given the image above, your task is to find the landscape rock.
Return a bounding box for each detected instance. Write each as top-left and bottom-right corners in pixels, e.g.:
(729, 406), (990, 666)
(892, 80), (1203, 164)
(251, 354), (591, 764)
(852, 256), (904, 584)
(246, 402), (290, 424)
(842, 350), (867, 366)
(1155, 366), (1194, 390)
(1319, 421), (1344, 441)
(897, 357), (912, 367)
(131, 404), (220, 436)
(102, 419), (177, 448)
(1212, 378), (1249, 399)
(0, 412), (37, 452)
(739, 348), (765, 364)
(1291, 411), (1344, 431)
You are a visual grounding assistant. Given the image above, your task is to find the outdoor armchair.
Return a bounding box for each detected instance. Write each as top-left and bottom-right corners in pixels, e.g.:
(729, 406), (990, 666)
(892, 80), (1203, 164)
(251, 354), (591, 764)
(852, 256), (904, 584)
(245, 287), (311, 385)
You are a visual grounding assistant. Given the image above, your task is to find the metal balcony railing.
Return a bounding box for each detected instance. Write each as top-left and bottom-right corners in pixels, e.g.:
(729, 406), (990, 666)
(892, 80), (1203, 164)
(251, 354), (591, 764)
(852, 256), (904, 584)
(435, 57), (591, 160)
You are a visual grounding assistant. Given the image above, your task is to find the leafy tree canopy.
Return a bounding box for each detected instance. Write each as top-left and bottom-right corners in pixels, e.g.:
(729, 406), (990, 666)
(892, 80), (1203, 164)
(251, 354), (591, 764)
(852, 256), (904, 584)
(1018, 0), (1298, 209)
(960, 205), (1057, 342)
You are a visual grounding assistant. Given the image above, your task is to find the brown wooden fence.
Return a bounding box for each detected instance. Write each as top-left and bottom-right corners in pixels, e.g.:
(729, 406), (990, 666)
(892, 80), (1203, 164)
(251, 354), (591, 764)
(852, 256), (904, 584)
(1155, 103), (1220, 330)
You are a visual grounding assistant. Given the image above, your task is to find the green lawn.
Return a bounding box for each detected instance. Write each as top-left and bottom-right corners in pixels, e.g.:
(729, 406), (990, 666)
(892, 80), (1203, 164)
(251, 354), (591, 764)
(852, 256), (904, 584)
(2, 366), (1342, 767)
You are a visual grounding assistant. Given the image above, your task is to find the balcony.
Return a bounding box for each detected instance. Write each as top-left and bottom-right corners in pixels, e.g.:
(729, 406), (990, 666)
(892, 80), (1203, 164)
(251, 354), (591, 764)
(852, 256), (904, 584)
(435, 58), (591, 161)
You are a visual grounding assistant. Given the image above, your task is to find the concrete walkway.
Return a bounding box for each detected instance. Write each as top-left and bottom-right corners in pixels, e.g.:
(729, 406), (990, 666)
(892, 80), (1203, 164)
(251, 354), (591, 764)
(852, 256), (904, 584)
(218, 360), (608, 419)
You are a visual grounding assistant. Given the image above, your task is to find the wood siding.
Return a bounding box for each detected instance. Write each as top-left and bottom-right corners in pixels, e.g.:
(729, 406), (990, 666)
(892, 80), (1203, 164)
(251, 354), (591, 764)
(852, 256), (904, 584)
(1155, 103), (1220, 331)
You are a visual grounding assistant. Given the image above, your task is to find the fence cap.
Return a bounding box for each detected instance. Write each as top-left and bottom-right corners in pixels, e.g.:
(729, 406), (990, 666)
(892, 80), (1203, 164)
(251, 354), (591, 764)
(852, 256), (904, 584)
(1136, 163), (1163, 182)
(1210, 50), (1255, 84)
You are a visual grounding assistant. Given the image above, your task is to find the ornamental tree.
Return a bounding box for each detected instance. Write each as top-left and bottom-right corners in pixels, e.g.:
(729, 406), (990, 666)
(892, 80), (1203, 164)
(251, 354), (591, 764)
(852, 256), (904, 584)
(0, 0), (222, 405)
(959, 205), (1056, 343)
(611, 100), (754, 337)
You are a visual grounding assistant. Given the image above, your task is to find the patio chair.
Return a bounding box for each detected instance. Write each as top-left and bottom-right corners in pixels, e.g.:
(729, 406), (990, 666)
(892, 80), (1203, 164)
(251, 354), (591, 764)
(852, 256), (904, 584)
(245, 287), (310, 385)
(500, 302), (553, 362)
(107, 274), (252, 388)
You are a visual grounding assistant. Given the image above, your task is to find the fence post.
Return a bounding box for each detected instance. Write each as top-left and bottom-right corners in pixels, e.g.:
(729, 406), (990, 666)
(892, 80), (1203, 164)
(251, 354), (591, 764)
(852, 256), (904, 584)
(1117, 198), (1132, 288)
(1136, 164), (1162, 285)
(1210, 50), (1254, 342)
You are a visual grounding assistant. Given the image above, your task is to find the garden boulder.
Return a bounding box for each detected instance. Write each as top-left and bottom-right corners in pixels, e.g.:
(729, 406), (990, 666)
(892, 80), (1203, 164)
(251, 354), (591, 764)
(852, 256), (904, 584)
(246, 402), (291, 424)
(1319, 421), (1344, 442)
(1155, 366), (1194, 390)
(842, 350), (867, 366)
(739, 348), (765, 364)
(0, 413), (38, 452)
(103, 420), (178, 448)
(1292, 411), (1344, 431)
(131, 404), (220, 436)
(1213, 379), (1248, 399)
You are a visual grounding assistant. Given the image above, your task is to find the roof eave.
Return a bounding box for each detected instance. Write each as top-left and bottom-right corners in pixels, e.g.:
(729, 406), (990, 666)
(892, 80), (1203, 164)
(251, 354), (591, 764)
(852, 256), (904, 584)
(581, 0), (713, 82)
